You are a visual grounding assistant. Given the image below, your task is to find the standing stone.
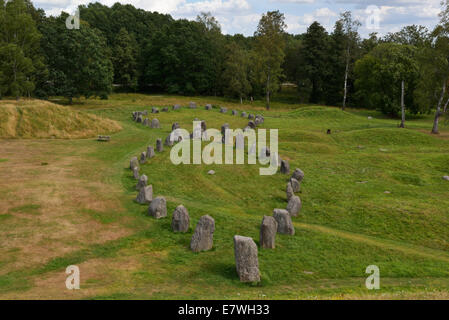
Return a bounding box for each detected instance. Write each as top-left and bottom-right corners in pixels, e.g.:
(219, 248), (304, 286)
(290, 178), (300, 193)
(151, 107), (159, 113)
(292, 168), (305, 182)
(286, 196), (301, 217)
(143, 118), (150, 127)
(235, 133), (244, 150)
(189, 102), (197, 109)
(171, 205), (190, 233)
(443, 176), (449, 181)
(286, 182), (294, 201)
(281, 160), (290, 174)
(151, 118), (160, 129)
(241, 112), (247, 118)
(156, 138), (163, 152)
(232, 110), (238, 116)
(201, 120), (207, 132)
(260, 216), (278, 249)
(136, 174), (148, 191)
(172, 122), (180, 131)
(133, 166), (140, 180)
(248, 114), (254, 120)
(234, 235), (260, 282)
(137, 115), (143, 123)
(220, 107), (228, 113)
(140, 151), (147, 164)
(248, 121), (256, 129)
(190, 215), (215, 252)
(146, 146), (155, 159)
(130, 157), (139, 170)
(221, 123), (230, 137)
(136, 185), (153, 204)
(162, 107), (169, 112)
(173, 104), (181, 110)
(148, 196), (167, 219)
(254, 118), (261, 126)
(255, 115), (264, 124)
(165, 134), (174, 147)
(273, 209), (295, 235)
(205, 104), (212, 110)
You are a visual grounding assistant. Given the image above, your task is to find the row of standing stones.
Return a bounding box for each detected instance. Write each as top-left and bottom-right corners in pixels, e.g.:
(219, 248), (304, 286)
(129, 103), (303, 283)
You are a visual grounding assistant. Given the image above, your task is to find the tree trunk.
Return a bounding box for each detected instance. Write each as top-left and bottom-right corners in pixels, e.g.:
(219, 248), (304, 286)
(431, 81), (446, 134)
(342, 46), (350, 111)
(266, 73), (270, 110)
(240, 96), (243, 104)
(399, 80), (405, 128)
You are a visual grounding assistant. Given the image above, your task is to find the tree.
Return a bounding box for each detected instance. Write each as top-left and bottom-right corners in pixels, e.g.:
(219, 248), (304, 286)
(113, 28), (138, 90)
(339, 11), (361, 110)
(254, 11), (286, 109)
(222, 41), (251, 103)
(0, 0), (45, 99)
(384, 25), (430, 47)
(38, 13), (113, 102)
(298, 22), (330, 104)
(354, 43), (418, 121)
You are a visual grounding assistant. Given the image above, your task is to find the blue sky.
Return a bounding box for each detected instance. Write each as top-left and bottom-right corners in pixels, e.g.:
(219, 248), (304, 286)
(35, 0), (441, 37)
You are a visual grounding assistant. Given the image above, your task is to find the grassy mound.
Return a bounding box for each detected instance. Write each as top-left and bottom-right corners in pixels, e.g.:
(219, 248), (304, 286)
(0, 100), (121, 139)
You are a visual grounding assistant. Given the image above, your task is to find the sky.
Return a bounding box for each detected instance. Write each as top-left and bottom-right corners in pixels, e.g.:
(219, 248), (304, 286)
(34, 0), (442, 37)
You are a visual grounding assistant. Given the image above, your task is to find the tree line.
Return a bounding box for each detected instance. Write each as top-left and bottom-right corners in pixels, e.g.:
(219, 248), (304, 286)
(1, 0), (449, 133)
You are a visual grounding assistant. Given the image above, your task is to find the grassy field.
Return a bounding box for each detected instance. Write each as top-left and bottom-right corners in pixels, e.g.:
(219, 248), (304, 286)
(1, 93), (449, 299)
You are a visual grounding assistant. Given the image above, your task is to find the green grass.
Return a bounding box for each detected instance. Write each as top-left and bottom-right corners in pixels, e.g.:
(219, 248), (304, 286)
(1, 93), (449, 299)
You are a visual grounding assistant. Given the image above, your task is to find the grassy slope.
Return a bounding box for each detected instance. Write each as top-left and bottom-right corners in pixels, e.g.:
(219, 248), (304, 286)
(1, 93), (449, 299)
(0, 100), (121, 139)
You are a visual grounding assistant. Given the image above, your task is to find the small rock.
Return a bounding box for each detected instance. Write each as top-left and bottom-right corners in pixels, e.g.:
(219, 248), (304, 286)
(171, 205), (190, 233)
(291, 168), (304, 183)
(280, 160), (290, 174)
(384, 191), (391, 194)
(379, 148), (388, 152)
(136, 185), (153, 204)
(148, 196), (167, 219)
(208, 170), (215, 175)
(234, 235), (260, 282)
(259, 216), (277, 249)
(190, 215), (215, 252)
(136, 174), (148, 191)
(156, 138), (163, 152)
(273, 209), (295, 235)
(286, 196), (302, 217)
(443, 176), (449, 181)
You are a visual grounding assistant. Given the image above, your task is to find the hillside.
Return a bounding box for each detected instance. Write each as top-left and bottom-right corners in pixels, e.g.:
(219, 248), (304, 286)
(0, 100), (121, 139)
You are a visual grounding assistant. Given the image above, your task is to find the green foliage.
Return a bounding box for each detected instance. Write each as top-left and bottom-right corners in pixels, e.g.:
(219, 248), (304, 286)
(38, 14), (113, 100)
(112, 28), (138, 90)
(0, 0), (46, 99)
(222, 42), (251, 100)
(355, 43), (419, 115)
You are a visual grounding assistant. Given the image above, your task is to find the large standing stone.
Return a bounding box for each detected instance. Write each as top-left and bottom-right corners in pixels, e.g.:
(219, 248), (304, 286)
(260, 216), (277, 249)
(286, 195), (301, 217)
(189, 102), (197, 109)
(171, 205), (190, 233)
(151, 119), (160, 129)
(133, 167), (140, 180)
(136, 174), (148, 191)
(148, 196), (167, 219)
(273, 209), (295, 235)
(286, 182), (294, 201)
(292, 168), (305, 182)
(146, 146), (155, 159)
(234, 235), (260, 282)
(281, 160), (290, 174)
(290, 178), (300, 193)
(136, 185), (153, 204)
(190, 215), (215, 252)
(156, 138), (163, 152)
(130, 157), (139, 170)
(140, 151), (147, 164)
(205, 104), (212, 110)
